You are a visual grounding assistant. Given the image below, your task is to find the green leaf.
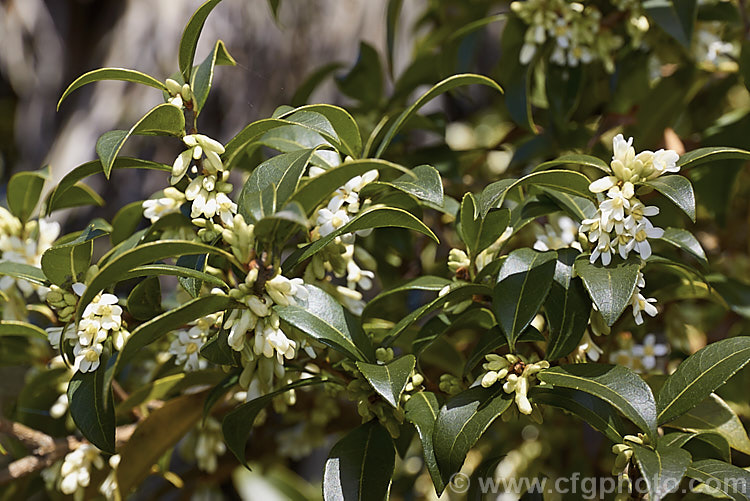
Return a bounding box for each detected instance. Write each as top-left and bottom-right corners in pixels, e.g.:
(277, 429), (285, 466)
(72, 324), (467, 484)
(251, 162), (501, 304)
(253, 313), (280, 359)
(659, 227), (708, 266)
(356, 355), (416, 408)
(464, 326), (545, 375)
(643, 0), (697, 48)
(374, 74), (503, 158)
(291, 62), (344, 107)
(290, 159), (409, 215)
(190, 39), (235, 115)
(643, 175), (696, 222)
(223, 378), (325, 467)
(176, 254), (207, 298)
(432, 386), (512, 488)
(68, 363), (115, 453)
(493, 249), (557, 350)
(528, 386), (624, 443)
(7, 167), (48, 223)
(78, 240), (237, 322)
(323, 421), (395, 501)
(534, 154), (610, 173)
(116, 294), (231, 370)
(96, 104), (185, 178)
(203, 372), (239, 420)
(545, 248), (591, 360)
(42, 223), (106, 286)
(200, 327), (239, 367)
(686, 459), (750, 500)
(119, 264), (227, 289)
(178, 0), (223, 82)
(661, 431), (729, 462)
(0, 321), (48, 340)
(362, 276), (451, 319)
(537, 364), (658, 439)
(540, 188), (597, 221)
(110, 201), (146, 246)
(385, 0), (403, 77)
(127, 277), (162, 321)
(459, 194), (511, 258)
(380, 164), (444, 206)
(574, 255), (641, 326)
(478, 170), (593, 217)
(335, 41), (383, 108)
(238, 149), (317, 222)
(383, 283), (491, 346)
(277, 105), (362, 159)
(657, 337), (750, 425)
(664, 393), (750, 456)
(43, 158), (170, 216)
(0, 262), (47, 286)
(677, 146), (750, 169)
(44, 183), (104, 214)
(292, 206), (438, 265)
(631, 442), (692, 501)
(274, 284), (373, 361)
(404, 391), (444, 494)
(57, 68), (167, 110)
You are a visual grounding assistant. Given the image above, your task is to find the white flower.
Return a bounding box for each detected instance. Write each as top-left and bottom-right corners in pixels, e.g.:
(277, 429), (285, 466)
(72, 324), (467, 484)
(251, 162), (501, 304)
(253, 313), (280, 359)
(590, 232), (613, 265)
(59, 444), (104, 495)
(50, 393), (69, 419)
(169, 329), (206, 371)
(599, 183), (634, 231)
(315, 208), (349, 237)
(576, 331), (603, 362)
(631, 334), (669, 370)
(651, 149), (680, 176)
(631, 219), (664, 259)
(73, 342), (103, 373)
(215, 192), (237, 226)
(630, 290), (658, 325)
(519, 42), (537, 64)
(265, 275), (308, 306)
(347, 259), (374, 290)
(142, 187), (185, 223)
(227, 309), (257, 351)
(89, 293), (122, 331)
(47, 323), (77, 347)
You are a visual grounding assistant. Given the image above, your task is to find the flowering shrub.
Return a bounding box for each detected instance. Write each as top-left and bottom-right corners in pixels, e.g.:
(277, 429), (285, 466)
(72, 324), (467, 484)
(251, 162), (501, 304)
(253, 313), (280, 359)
(3, 1), (750, 500)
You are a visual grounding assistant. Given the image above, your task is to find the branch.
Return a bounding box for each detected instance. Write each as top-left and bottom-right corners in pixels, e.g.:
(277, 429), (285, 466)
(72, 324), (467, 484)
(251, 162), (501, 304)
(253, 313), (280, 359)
(0, 419), (135, 486)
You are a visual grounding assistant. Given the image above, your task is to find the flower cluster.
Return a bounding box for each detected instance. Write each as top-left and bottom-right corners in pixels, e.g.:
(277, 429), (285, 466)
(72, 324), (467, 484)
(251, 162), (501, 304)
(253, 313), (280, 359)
(532, 215), (581, 252)
(580, 134), (679, 324)
(179, 417), (226, 473)
(226, 268), (313, 399)
(170, 133), (236, 226)
(142, 187), (186, 223)
(57, 444), (105, 497)
(307, 168), (379, 313)
(510, 0), (628, 71)
(47, 283), (129, 373)
(0, 208), (60, 306)
(480, 354), (549, 418)
(168, 313), (221, 371)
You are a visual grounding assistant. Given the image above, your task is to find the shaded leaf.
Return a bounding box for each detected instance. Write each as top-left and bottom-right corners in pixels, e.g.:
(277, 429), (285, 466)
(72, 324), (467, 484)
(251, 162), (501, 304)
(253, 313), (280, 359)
(574, 255), (641, 326)
(545, 248), (591, 360)
(357, 355), (416, 408)
(68, 363), (115, 453)
(404, 391), (444, 493)
(631, 442), (692, 501)
(643, 175), (696, 222)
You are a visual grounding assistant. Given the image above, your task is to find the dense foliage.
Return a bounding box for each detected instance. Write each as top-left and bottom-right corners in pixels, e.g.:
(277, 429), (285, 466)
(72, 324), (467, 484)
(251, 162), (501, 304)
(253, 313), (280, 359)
(3, 0), (750, 499)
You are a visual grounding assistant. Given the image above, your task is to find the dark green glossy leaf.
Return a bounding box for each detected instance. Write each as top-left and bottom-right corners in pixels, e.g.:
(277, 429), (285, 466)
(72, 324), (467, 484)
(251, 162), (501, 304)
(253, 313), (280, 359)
(357, 355), (415, 408)
(460, 193), (511, 258)
(545, 248), (591, 360)
(275, 284), (373, 361)
(68, 362), (115, 453)
(529, 386), (624, 442)
(493, 249), (557, 350)
(657, 337), (750, 425)
(659, 227), (707, 266)
(362, 276), (451, 319)
(323, 421), (395, 501)
(127, 277), (162, 321)
(643, 175), (696, 222)
(538, 364), (658, 439)
(677, 147), (750, 169)
(58, 68), (166, 110)
(534, 154), (610, 173)
(45, 183), (104, 214)
(190, 39), (235, 114)
(631, 442), (692, 501)
(96, 104), (185, 178)
(0, 261), (47, 286)
(686, 459), (750, 500)
(7, 167), (48, 223)
(336, 42), (383, 107)
(277, 105), (361, 159)
(574, 255), (641, 326)
(0, 321), (48, 340)
(383, 164), (443, 206)
(432, 386), (512, 489)
(404, 391), (443, 493)
(178, 0), (223, 82)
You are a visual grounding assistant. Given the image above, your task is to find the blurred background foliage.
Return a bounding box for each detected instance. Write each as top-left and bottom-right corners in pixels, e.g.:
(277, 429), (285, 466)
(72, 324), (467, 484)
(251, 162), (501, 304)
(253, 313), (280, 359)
(3, 0), (750, 499)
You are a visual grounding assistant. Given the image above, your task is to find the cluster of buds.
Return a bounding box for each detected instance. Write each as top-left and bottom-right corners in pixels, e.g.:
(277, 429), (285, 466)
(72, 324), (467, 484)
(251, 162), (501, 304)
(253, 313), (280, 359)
(307, 168), (379, 313)
(168, 313), (222, 371)
(612, 433), (648, 475)
(511, 0), (625, 72)
(480, 354), (549, 417)
(179, 417), (226, 473)
(0, 210), (60, 300)
(46, 285), (79, 323)
(226, 268), (313, 399)
(438, 374), (464, 395)
(222, 214), (255, 265)
(47, 282), (129, 373)
(56, 444), (105, 497)
(448, 248), (471, 278)
(165, 78), (192, 108)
